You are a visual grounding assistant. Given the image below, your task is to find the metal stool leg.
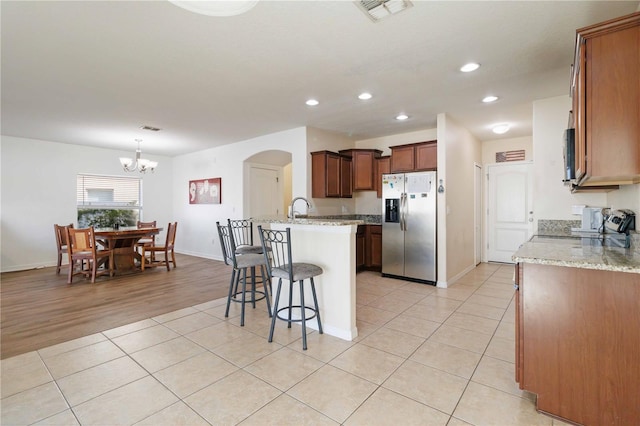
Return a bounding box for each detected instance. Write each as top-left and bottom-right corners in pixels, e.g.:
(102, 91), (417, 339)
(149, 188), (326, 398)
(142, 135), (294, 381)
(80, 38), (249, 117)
(268, 278), (282, 343)
(225, 269), (236, 318)
(240, 268), (247, 326)
(261, 265), (272, 317)
(287, 280), (293, 328)
(310, 277), (323, 335)
(300, 279), (308, 350)
(250, 266), (257, 309)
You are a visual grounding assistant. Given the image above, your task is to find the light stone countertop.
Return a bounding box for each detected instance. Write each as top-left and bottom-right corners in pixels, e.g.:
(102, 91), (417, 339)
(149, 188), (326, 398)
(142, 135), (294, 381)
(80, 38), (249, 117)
(254, 216), (365, 226)
(513, 235), (640, 274)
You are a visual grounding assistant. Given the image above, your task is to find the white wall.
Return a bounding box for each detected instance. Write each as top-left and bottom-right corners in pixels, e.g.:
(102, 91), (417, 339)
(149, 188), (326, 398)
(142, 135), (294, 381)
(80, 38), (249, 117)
(356, 128), (438, 156)
(482, 136), (533, 165)
(0, 135), (172, 272)
(437, 114), (482, 286)
(306, 127), (357, 215)
(171, 127), (308, 261)
(532, 96), (607, 228)
(607, 184), (640, 214)
(355, 128), (438, 214)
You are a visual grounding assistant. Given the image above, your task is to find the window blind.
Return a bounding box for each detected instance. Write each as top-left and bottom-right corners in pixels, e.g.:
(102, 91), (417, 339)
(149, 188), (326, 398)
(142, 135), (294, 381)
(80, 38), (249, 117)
(77, 174), (141, 208)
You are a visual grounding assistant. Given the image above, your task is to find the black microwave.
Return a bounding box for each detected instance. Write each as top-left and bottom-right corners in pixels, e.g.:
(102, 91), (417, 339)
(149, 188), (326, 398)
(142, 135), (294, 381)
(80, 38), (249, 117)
(563, 128), (575, 182)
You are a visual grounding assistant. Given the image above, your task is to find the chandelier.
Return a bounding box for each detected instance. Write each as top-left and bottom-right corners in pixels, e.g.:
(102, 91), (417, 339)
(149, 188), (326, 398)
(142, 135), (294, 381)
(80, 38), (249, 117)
(119, 139), (158, 173)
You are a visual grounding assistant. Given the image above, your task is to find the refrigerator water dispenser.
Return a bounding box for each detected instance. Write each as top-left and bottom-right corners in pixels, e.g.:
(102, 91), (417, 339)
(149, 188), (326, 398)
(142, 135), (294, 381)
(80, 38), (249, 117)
(385, 198), (400, 223)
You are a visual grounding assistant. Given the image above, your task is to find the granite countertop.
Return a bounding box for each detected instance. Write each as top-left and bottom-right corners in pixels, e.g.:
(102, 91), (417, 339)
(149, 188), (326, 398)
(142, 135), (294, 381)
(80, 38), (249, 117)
(513, 234), (640, 274)
(254, 214), (381, 226)
(253, 216), (365, 226)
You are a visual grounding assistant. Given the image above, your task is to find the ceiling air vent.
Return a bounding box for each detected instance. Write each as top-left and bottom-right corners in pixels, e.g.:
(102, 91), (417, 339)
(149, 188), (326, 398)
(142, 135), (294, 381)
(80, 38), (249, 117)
(357, 0), (412, 22)
(140, 125), (161, 132)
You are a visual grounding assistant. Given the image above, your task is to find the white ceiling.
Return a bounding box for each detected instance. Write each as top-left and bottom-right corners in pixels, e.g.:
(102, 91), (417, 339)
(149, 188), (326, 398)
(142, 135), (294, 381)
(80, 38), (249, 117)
(2, 1), (638, 157)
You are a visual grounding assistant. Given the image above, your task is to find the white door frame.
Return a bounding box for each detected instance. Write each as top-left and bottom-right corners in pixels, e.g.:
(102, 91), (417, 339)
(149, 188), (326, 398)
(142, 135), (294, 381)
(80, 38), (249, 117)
(474, 163), (482, 265)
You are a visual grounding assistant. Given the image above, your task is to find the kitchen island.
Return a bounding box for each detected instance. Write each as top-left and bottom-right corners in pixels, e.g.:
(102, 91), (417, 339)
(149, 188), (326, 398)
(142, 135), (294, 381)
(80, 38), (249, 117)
(512, 234), (640, 425)
(255, 216), (364, 341)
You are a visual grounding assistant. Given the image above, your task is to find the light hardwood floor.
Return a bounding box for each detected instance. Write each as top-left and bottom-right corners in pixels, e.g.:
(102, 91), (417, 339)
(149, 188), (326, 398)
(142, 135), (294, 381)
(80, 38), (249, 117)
(0, 254), (233, 359)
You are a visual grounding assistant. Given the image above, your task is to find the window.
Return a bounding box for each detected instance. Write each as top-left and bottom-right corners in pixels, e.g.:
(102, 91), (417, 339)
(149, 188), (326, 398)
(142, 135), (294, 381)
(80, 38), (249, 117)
(77, 174), (142, 228)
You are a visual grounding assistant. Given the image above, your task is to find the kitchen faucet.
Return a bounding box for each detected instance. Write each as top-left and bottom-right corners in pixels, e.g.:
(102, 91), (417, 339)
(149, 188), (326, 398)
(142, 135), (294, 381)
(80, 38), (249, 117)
(290, 197), (311, 220)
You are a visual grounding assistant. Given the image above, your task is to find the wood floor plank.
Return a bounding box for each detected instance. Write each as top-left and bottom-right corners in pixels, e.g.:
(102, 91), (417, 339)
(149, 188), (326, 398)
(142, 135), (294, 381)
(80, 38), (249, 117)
(1, 254), (233, 359)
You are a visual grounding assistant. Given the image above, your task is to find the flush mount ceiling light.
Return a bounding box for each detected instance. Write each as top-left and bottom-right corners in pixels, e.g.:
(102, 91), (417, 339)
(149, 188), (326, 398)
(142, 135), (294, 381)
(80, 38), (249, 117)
(357, 0), (413, 22)
(358, 92), (373, 100)
(395, 113), (409, 121)
(168, 0), (259, 17)
(492, 124), (511, 134)
(460, 62), (480, 72)
(482, 95), (499, 103)
(119, 139), (158, 174)
(305, 99), (319, 106)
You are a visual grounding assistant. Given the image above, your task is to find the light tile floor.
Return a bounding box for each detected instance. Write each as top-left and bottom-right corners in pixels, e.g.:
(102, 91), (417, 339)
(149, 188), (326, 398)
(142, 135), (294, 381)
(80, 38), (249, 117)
(1, 263), (572, 425)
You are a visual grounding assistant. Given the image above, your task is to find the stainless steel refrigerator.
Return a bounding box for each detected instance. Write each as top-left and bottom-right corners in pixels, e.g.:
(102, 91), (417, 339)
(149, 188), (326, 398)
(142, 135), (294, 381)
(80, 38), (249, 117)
(381, 171), (436, 284)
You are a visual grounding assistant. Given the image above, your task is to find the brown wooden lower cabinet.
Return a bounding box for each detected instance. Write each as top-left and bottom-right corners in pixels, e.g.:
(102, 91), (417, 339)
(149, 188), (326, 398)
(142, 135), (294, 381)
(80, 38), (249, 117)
(356, 226), (366, 271)
(515, 262), (640, 425)
(367, 225), (382, 271)
(356, 225), (382, 272)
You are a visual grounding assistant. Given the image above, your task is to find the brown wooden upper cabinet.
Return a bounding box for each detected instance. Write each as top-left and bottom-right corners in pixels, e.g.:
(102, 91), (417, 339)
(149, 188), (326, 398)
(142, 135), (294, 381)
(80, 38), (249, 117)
(339, 149), (383, 191)
(572, 12), (640, 187)
(311, 151), (340, 198)
(390, 141), (437, 173)
(375, 156), (391, 198)
(311, 151), (352, 198)
(340, 155), (353, 198)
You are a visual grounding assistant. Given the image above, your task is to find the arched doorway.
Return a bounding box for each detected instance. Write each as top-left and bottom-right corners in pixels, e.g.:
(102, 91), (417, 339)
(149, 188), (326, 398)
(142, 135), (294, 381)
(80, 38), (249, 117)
(244, 150), (292, 219)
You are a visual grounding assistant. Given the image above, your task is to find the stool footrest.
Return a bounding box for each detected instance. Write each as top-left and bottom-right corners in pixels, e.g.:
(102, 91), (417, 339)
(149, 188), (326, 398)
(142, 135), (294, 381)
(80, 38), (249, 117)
(230, 289), (268, 304)
(275, 305), (319, 323)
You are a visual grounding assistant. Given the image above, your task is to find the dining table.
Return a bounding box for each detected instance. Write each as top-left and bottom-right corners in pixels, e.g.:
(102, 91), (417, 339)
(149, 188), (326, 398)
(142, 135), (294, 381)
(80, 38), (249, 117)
(94, 226), (161, 273)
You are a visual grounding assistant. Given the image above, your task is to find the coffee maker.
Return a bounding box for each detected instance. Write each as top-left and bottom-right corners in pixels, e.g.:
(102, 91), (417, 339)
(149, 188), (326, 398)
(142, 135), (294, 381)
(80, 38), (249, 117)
(581, 207), (604, 233)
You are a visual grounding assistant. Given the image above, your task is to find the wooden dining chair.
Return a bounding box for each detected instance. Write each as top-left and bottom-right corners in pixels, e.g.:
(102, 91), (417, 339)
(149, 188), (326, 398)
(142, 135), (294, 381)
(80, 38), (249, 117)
(54, 223), (73, 275)
(135, 220), (157, 259)
(66, 226), (114, 284)
(141, 222), (177, 271)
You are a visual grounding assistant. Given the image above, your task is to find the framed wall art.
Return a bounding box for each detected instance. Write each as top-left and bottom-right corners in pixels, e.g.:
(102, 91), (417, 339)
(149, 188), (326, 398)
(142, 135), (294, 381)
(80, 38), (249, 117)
(189, 178), (221, 204)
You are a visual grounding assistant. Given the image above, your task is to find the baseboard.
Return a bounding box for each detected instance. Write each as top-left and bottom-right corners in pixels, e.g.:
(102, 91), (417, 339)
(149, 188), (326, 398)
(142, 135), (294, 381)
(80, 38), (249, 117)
(437, 263), (477, 288)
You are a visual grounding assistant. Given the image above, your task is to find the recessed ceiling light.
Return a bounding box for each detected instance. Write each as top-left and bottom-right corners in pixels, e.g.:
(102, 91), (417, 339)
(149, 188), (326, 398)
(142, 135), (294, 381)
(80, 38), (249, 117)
(168, 0), (258, 17)
(306, 99), (319, 106)
(460, 62), (480, 72)
(358, 92), (373, 100)
(482, 95), (499, 103)
(396, 114), (409, 121)
(492, 124), (510, 134)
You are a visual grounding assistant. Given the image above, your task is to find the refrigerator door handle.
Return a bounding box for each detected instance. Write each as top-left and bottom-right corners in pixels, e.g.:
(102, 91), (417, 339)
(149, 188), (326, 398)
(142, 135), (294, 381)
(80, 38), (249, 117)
(400, 193), (407, 231)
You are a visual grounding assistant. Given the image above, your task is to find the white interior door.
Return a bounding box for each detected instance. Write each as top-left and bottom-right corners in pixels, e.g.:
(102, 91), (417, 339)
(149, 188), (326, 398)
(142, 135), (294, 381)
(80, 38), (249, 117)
(249, 166), (281, 218)
(487, 162), (533, 263)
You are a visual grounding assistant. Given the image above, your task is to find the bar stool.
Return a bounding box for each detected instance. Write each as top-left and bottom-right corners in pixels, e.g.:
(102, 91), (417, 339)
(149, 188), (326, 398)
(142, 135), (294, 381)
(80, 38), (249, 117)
(228, 219), (271, 294)
(228, 219), (262, 254)
(217, 221), (272, 326)
(258, 225), (323, 350)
